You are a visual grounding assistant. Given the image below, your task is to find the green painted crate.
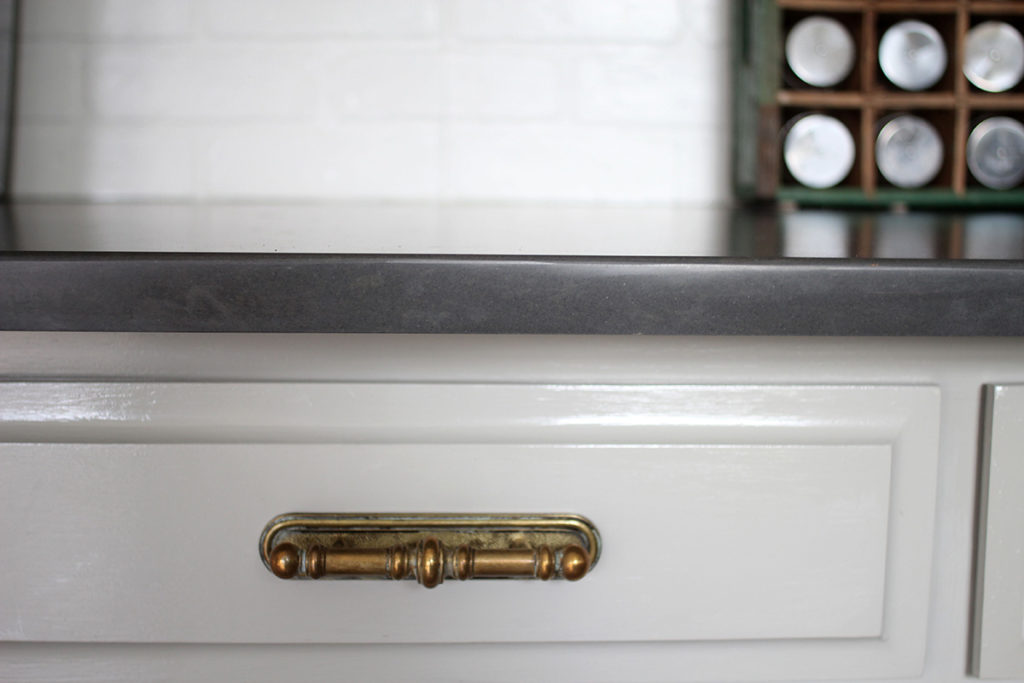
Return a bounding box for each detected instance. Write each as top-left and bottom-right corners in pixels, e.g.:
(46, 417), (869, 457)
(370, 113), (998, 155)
(733, 0), (1024, 208)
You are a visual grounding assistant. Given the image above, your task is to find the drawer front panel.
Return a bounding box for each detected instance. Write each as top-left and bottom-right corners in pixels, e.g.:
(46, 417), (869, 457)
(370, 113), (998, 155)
(0, 383), (939, 676)
(4, 442), (891, 643)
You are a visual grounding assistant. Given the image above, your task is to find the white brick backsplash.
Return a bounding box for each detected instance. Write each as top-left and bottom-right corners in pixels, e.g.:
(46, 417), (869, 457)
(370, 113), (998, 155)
(443, 123), (720, 202)
(446, 52), (563, 119)
(677, 124), (730, 204)
(204, 0), (439, 39)
(88, 45), (313, 121)
(22, 0), (193, 39)
(680, 0), (730, 49)
(203, 123), (439, 198)
(14, 124), (194, 198)
(322, 50), (442, 119)
(13, 0), (732, 204)
(15, 42), (83, 121)
(578, 46), (724, 123)
(453, 0), (680, 42)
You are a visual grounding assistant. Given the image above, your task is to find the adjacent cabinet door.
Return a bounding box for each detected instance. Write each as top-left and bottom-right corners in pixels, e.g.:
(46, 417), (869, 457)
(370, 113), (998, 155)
(0, 382), (940, 681)
(974, 385), (1024, 678)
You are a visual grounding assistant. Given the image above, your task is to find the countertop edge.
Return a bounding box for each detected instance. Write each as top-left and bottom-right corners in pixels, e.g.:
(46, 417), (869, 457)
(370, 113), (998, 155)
(2, 254), (1022, 336)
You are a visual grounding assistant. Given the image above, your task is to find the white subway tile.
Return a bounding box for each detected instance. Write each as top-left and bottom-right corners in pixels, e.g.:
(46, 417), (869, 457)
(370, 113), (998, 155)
(676, 123), (730, 204)
(680, 0), (730, 49)
(322, 50), (441, 118)
(577, 47), (724, 124)
(446, 52), (561, 119)
(13, 0), (733, 204)
(443, 123), (688, 202)
(453, 0), (679, 42)
(87, 45), (314, 121)
(14, 124), (195, 198)
(21, 0), (193, 39)
(202, 123), (439, 198)
(204, 0), (439, 38)
(15, 42), (83, 121)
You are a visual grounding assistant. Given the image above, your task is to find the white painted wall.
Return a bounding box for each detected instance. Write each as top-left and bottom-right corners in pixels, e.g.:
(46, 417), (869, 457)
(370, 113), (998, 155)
(11, 0), (732, 203)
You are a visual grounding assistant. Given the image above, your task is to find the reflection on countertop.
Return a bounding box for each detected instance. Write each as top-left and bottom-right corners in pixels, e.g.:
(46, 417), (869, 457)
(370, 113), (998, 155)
(775, 210), (1024, 261)
(0, 202), (1022, 260)
(0, 203), (731, 256)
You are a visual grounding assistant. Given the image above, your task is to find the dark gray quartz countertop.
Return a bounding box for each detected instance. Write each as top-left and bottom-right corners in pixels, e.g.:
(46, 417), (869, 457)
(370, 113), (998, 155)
(2, 203), (1023, 335)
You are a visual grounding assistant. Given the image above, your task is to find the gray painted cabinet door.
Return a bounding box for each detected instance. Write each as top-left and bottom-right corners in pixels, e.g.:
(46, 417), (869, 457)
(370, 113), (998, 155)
(0, 381), (939, 680)
(974, 385), (1024, 678)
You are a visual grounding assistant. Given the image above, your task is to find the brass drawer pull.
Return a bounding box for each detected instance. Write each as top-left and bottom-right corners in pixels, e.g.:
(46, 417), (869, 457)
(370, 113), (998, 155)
(260, 513), (600, 588)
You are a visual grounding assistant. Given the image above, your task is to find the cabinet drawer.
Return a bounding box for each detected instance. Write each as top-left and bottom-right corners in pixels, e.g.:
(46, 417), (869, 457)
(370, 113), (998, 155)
(0, 382), (939, 679)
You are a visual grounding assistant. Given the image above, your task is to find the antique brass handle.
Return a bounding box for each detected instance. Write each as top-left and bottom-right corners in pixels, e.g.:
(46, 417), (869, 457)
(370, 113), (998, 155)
(260, 513), (600, 588)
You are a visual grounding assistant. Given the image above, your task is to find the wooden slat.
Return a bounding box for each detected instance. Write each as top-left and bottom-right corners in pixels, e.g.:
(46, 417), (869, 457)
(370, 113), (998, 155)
(970, 2), (1024, 15)
(966, 95), (1024, 110)
(861, 105), (877, 196)
(952, 0), (970, 195)
(777, 91), (866, 107)
(776, 0), (871, 10)
(777, 91), (959, 108)
(874, 2), (960, 14)
(861, 5), (878, 196)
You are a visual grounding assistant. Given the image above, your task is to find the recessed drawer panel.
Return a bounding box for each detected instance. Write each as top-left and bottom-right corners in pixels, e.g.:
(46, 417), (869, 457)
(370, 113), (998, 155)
(0, 383), (939, 679)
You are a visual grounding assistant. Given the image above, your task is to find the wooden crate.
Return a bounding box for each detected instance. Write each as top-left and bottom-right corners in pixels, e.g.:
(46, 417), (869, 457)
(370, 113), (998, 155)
(733, 0), (1024, 207)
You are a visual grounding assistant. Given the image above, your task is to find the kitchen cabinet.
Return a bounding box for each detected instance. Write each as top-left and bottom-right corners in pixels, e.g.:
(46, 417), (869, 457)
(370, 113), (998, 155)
(973, 385), (1024, 679)
(0, 333), (1020, 682)
(1, 382), (937, 656)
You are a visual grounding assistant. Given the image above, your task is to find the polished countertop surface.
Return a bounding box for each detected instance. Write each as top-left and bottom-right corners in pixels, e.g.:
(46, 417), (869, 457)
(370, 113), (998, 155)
(2, 202), (1023, 335)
